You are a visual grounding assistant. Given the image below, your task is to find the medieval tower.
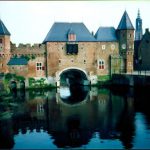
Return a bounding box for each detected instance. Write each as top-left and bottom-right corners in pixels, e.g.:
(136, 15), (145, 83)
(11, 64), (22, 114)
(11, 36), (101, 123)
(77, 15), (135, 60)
(117, 11), (134, 73)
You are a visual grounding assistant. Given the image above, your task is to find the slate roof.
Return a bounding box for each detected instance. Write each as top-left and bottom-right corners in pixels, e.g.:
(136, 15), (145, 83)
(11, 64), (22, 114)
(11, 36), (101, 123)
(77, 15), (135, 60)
(43, 22), (96, 42)
(117, 11), (134, 30)
(7, 58), (28, 65)
(95, 27), (117, 42)
(68, 28), (75, 34)
(0, 19), (11, 35)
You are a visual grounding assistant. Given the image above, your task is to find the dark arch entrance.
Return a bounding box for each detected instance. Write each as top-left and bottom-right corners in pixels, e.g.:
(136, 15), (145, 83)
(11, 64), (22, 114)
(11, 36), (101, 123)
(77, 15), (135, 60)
(20, 81), (25, 90)
(10, 81), (17, 91)
(60, 69), (89, 86)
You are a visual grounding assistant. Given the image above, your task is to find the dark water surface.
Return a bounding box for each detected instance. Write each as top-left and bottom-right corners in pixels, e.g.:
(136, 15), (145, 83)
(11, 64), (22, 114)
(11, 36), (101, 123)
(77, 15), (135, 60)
(0, 86), (150, 149)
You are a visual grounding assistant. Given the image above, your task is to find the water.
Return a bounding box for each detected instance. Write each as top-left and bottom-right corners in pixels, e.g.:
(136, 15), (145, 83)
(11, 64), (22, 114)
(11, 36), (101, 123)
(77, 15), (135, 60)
(0, 86), (150, 149)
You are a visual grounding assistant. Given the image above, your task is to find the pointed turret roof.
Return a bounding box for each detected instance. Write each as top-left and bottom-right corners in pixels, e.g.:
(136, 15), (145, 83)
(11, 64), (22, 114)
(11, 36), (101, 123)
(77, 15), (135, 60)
(117, 11), (134, 30)
(137, 9), (141, 18)
(0, 19), (11, 35)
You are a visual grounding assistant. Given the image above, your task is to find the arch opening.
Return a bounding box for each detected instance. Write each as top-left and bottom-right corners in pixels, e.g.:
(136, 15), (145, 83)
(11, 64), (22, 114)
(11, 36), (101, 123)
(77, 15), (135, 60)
(59, 69), (89, 86)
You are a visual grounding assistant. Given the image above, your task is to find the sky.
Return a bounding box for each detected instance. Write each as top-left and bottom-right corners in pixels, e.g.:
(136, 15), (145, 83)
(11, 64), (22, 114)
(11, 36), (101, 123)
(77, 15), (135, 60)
(0, 1), (150, 45)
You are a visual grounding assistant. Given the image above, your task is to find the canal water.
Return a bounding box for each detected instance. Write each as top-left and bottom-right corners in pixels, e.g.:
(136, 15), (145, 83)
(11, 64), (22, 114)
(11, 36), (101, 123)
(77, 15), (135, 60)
(0, 86), (150, 149)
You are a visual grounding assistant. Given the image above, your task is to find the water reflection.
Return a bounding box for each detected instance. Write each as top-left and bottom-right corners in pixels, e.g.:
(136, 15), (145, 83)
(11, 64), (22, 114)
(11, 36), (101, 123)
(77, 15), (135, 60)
(0, 87), (150, 149)
(59, 85), (90, 104)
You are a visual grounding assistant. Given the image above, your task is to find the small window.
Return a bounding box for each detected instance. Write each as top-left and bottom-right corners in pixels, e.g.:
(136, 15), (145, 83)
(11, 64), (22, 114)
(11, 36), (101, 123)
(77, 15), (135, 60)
(102, 45), (105, 50)
(129, 34), (132, 38)
(59, 59), (61, 63)
(0, 39), (2, 43)
(68, 34), (76, 41)
(66, 44), (78, 55)
(84, 60), (86, 64)
(36, 62), (43, 71)
(98, 60), (105, 69)
(111, 44), (115, 50)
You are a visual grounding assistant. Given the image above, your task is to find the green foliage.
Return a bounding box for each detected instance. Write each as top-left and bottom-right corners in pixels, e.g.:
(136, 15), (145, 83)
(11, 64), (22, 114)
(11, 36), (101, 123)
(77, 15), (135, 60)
(5, 73), (13, 80)
(31, 55), (36, 60)
(20, 54), (36, 61)
(29, 78), (35, 87)
(28, 77), (54, 89)
(98, 75), (110, 81)
(15, 75), (25, 81)
(21, 55), (30, 61)
(5, 73), (24, 81)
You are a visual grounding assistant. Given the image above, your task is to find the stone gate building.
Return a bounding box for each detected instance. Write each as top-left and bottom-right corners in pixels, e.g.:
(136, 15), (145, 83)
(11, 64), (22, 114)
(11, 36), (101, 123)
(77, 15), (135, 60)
(0, 11), (134, 87)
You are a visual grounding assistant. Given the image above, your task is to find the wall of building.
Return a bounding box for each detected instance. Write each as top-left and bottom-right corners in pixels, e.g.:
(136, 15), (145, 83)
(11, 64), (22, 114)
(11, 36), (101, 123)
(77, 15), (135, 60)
(46, 42), (97, 77)
(138, 29), (150, 70)
(96, 42), (119, 76)
(0, 35), (11, 73)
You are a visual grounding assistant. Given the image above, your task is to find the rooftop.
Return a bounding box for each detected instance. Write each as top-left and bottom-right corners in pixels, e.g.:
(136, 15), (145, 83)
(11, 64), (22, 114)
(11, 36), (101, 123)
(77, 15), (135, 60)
(43, 22), (96, 43)
(95, 27), (117, 42)
(7, 58), (28, 65)
(117, 11), (134, 30)
(0, 19), (11, 35)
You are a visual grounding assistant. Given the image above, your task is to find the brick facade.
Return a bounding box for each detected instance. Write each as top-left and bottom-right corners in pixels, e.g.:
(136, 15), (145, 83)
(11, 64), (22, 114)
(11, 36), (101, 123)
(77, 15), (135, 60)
(0, 11), (135, 85)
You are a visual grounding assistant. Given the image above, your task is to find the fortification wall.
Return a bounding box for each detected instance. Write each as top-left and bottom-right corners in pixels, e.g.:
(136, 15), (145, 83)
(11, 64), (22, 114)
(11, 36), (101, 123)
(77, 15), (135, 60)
(11, 43), (46, 55)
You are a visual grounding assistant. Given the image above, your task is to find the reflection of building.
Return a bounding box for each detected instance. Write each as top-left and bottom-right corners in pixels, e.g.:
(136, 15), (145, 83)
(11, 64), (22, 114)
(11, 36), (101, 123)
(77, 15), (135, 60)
(0, 88), (135, 149)
(0, 11), (135, 86)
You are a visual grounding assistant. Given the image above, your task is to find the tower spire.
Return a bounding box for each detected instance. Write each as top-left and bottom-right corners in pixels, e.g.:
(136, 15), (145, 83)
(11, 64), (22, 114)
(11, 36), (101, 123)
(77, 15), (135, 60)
(135, 9), (143, 41)
(138, 9), (140, 18)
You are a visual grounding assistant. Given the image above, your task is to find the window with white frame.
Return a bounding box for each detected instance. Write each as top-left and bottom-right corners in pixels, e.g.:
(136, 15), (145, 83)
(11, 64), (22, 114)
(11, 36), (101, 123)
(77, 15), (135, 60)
(111, 44), (115, 50)
(98, 59), (105, 69)
(36, 62), (44, 71)
(102, 45), (106, 50)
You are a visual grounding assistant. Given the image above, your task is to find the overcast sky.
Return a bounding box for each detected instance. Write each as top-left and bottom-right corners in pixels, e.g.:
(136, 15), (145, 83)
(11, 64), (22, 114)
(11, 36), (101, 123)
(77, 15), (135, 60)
(0, 1), (150, 45)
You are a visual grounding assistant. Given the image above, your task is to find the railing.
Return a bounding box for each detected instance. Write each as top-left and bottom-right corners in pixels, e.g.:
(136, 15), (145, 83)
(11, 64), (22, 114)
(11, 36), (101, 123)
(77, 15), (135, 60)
(113, 69), (150, 76)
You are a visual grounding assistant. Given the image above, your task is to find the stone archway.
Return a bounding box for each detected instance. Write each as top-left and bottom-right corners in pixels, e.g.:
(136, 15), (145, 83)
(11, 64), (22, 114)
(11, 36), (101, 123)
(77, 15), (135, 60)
(56, 67), (90, 87)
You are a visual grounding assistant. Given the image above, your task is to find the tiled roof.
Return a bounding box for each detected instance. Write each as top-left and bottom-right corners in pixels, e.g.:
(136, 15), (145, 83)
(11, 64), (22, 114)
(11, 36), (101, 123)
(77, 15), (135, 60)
(95, 27), (117, 42)
(7, 58), (28, 65)
(0, 19), (11, 35)
(43, 22), (96, 42)
(117, 11), (134, 30)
